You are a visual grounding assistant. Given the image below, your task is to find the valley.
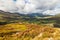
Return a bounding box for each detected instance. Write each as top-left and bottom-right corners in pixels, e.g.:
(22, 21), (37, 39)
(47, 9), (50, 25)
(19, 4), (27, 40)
(0, 11), (60, 40)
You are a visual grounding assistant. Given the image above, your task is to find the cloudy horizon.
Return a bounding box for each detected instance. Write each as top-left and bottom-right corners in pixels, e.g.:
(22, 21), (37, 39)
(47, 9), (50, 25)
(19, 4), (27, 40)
(0, 0), (60, 15)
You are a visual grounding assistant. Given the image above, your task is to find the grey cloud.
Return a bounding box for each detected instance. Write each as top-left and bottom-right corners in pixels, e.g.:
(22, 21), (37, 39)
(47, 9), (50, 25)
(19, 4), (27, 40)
(0, 0), (60, 15)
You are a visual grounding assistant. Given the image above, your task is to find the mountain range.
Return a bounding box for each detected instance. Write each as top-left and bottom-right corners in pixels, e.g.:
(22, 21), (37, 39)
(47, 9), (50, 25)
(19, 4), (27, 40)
(0, 10), (53, 24)
(0, 10), (60, 27)
(0, 10), (52, 17)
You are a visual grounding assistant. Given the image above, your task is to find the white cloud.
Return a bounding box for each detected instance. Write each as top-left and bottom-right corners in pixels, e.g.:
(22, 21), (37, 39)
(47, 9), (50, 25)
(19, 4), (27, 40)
(0, 0), (60, 15)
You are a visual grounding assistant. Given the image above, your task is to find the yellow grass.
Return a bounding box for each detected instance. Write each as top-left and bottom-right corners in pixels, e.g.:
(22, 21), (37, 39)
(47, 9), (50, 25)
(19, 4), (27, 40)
(0, 23), (60, 40)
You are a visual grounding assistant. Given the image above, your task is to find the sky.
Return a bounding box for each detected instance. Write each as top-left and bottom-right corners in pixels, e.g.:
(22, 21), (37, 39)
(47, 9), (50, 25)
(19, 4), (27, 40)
(0, 0), (60, 15)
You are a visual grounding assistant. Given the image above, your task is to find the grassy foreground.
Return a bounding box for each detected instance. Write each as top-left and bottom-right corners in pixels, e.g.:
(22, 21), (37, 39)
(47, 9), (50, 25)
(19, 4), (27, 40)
(0, 23), (60, 40)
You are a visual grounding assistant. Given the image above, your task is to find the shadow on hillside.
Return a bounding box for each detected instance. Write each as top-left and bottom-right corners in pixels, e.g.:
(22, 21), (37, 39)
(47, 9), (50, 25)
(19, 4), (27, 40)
(54, 23), (60, 28)
(0, 22), (8, 25)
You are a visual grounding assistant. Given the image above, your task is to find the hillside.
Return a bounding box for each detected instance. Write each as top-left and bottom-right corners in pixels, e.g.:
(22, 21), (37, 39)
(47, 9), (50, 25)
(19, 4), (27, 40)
(0, 10), (60, 40)
(0, 23), (60, 40)
(0, 10), (54, 24)
(0, 10), (20, 22)
(0, 10), (60, 27)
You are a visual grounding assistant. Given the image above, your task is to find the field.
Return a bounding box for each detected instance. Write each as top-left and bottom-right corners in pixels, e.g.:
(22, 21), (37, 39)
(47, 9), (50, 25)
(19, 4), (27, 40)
(0, 23), (60, 40)
(0, 12), (60, 40)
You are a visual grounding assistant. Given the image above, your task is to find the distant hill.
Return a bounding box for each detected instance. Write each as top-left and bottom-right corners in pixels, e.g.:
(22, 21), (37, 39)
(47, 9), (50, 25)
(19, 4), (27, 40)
(0, 10), (52, 17)
(27, 13), (51, 17)
(0, 10), (54, 25)
(0, 10), (23, 24)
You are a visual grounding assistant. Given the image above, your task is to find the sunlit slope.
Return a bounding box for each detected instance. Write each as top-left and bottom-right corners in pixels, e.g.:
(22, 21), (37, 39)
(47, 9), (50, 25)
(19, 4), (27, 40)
(0, 23), (60, 40)
(0, 23), (27, 33)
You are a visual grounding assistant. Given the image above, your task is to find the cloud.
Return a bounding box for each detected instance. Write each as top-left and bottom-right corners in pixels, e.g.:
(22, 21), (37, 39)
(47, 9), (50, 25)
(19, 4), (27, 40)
(0, 0), (60, 15)
(0, 0), (17, 12)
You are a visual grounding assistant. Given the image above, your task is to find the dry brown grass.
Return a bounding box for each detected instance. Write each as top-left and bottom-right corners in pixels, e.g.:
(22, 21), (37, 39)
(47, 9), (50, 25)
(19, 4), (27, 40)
(0, 23), (60, 40)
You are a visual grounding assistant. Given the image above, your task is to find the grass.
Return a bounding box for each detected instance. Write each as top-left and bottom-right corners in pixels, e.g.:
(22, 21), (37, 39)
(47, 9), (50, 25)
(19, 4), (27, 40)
(0, 23), (27, 33)
(0, 23), (60, 40)
(0, 10), (60, 40)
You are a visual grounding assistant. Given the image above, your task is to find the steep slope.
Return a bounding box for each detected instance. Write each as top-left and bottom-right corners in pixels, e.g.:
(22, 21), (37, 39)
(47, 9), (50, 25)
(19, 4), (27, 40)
(0, 10), (23, 25)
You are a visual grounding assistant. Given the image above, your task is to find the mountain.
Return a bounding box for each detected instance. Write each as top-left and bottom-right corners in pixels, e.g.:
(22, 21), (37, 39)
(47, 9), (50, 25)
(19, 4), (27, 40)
(27, 13), (51, 17)
(0, 10), (22, 25)
(0, 10), (53, 25)
(0, 10), (52, 18)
